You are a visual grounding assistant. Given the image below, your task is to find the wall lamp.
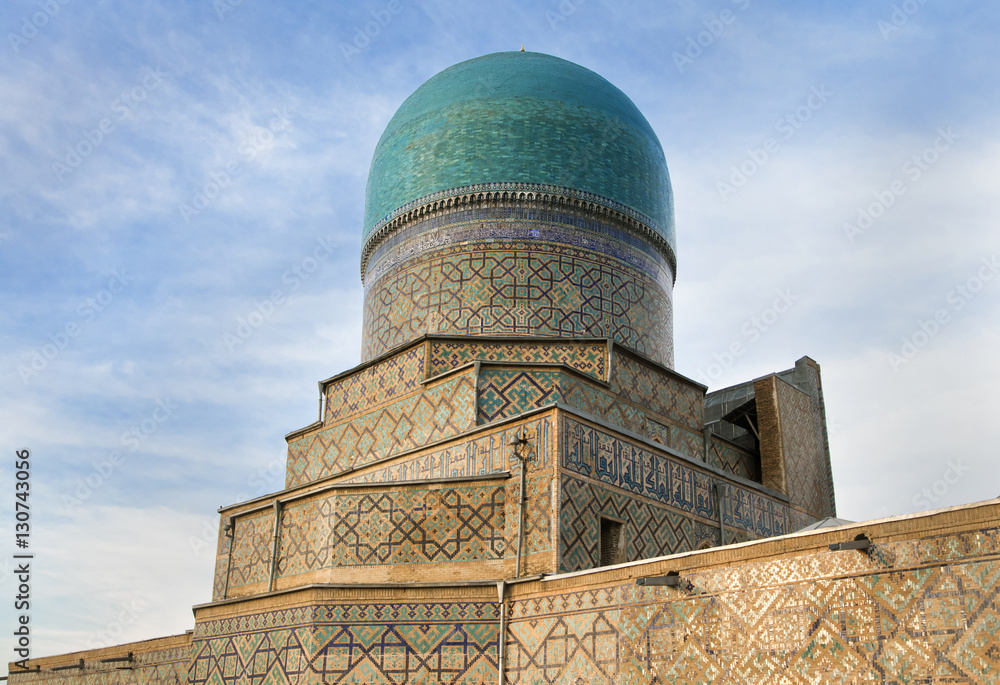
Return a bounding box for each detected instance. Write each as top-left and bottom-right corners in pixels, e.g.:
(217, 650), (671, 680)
(636, 570), (681, 587)
(829, 534), (871, 551)
(508, 433), (529, 455)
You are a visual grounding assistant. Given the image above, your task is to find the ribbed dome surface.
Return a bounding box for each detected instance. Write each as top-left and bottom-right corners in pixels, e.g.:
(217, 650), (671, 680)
(364, 51), (675, 252)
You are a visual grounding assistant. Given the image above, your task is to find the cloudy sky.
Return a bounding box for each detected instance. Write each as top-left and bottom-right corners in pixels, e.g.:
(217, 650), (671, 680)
(2, 0), (998, 661)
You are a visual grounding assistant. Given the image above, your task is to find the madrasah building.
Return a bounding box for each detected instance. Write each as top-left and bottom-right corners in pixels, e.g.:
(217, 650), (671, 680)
(10, 51), (999, 685)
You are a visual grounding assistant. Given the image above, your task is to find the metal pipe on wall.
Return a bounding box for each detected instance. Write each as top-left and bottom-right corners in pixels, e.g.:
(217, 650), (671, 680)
(267, 500), (283, 592)
(496, 581), (507, 685)
(510, 432), (529, 579)
(515, 455), (526, 578)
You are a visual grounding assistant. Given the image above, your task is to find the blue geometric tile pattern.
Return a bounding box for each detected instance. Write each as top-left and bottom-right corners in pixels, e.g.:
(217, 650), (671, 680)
(361, 214), (674, 366)
(191, 602), (500, 685)
(562, 418), (816, 551)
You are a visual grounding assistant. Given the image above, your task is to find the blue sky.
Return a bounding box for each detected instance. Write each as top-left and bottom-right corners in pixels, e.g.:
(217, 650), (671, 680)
(2, 0), (999, 660)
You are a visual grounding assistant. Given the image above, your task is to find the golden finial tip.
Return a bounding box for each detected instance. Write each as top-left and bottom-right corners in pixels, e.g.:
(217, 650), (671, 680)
(520, 44), (525, 52)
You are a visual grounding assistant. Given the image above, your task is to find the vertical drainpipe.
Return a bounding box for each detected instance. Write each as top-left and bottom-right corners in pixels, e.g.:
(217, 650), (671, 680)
(267, 500), (283, 592)
(496, 581), (507, 685)
(222, 517), (235, 600)
(514, 451), (527, 579)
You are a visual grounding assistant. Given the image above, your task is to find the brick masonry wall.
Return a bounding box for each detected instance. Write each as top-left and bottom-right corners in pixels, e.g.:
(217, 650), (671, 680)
(8, 635), (192, 685)
(14, 503), (999, 684)
(508, 501), (1000, 684)
(775, 374), (835, 517)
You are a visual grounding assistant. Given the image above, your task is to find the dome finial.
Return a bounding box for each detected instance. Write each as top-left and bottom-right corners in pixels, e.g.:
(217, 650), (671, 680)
(520, 44), (525, 52)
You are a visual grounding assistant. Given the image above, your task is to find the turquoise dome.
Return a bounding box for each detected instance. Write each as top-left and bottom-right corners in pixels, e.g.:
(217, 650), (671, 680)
(364, 51), (675, 254)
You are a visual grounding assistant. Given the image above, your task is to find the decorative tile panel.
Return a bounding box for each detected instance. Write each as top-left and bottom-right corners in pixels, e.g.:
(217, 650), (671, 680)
(191, 602), (499, 685)
(227, 508), (275, 591)
(324, 344), (425, 424)
(277, 485), (507, 576)
(776, 376), (835, 517)
(706, 438), (757, 482)
(287, 368), (476, 487)
(478, 368), (563, 423)
(429, 339), (607, 381)
(559, 474), (721, 572)
(9, 645), (192, 685)
(563, 418), (808, 547)
(343, 416), (553, 484)
(361, 214), (674, 367)
(506, 526), (1000, 684)
(609, 353), (702, 430)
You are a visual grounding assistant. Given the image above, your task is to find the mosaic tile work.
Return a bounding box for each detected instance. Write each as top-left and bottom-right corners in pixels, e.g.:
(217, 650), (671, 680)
(609, 352), (702, 430)
(365, 206), (673, 291)
(324, 343), (425, 424)
(9, 643), (192, 685)
(777, 374), (836, 518)
(221, 484), (514, 598)
(643, 417), (672, 446)
(364, 51), (674, 245)
(671, 426), (705, 461)
(505, 525), (1000, 684)
(277, 485), (506, 577)
(429, 339), (607, 381)
(227, 508), (275, 591)
(342, 416), (553, 484)
(511, 473), (555, 569)
(474, 364), (712, 471)
(561, 374), (706, 460)
(563, 418), (805, 545)
(706, 437), (756, 482)
(191, 602), (499, 685)
(361, 216), (674, 366)
(560, 475), (721, 571)
(286, 367), (476, 487)
(478, 368), (562, 423)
